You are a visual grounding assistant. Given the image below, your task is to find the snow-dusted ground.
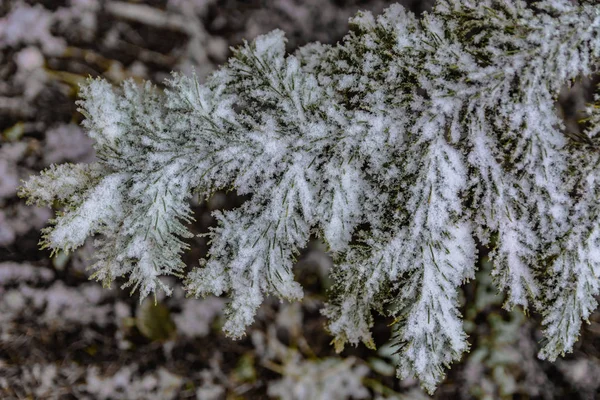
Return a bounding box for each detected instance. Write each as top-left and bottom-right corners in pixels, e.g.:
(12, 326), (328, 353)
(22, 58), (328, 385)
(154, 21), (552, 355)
(1, 1), (599, 399)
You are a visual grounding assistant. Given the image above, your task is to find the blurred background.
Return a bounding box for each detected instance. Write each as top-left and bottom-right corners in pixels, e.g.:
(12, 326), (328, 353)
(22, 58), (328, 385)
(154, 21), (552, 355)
(1, 1), (599, 399)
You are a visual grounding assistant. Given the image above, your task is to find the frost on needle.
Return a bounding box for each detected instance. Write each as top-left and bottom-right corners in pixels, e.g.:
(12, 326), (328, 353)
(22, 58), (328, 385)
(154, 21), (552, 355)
(20, 0), (600, 393)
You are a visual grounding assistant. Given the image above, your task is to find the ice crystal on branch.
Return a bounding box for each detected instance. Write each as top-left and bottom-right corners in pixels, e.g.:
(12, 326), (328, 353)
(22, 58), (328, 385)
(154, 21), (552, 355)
(20, 0), (600, 393)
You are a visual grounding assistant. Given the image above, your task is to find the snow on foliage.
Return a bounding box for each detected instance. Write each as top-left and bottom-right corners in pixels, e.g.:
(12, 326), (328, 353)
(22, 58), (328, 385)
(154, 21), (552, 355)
(43, 123), (95, 165)
(173, 296), (224, 338)
(20, 0), (600, 392)
(267, 357), (370, 400)
(0, 2), (65, 54)
(253, 323), (373, 400)
(85, 365), (183, 400)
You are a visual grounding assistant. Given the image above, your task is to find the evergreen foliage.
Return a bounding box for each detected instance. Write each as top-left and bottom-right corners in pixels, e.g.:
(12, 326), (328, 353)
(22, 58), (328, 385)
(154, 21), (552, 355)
(20, 0), (600, 392)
